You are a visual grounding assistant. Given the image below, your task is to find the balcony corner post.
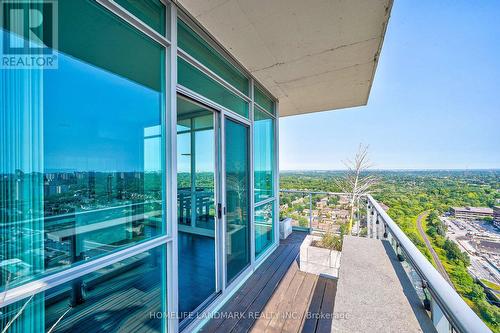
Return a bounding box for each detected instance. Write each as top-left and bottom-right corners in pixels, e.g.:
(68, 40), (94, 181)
(309, 192), (313, 234)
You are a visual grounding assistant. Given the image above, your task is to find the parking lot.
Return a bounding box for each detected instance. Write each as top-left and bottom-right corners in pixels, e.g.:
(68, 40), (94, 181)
(441, 216), (500, 284)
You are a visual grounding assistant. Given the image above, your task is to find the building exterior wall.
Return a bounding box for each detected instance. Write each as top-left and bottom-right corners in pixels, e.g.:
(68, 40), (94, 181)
(0, 1), (279, 332)
(451, 207), (494, 221)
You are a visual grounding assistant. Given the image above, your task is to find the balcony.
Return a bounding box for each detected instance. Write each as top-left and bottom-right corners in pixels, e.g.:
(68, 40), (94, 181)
(195, 191), (491, 333)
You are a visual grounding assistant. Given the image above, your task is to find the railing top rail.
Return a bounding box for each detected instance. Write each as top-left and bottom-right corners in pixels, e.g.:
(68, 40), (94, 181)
(366, 194), (491, 333)
(279, 189), (348, 196)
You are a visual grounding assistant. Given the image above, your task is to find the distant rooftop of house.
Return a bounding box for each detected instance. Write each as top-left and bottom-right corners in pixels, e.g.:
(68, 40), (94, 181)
(379, 202), (390, 211)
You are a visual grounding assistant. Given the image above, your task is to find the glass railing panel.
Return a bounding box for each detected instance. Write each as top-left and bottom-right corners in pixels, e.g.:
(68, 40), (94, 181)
(279, 191), (310, 231)
(310, 193), (351, 234)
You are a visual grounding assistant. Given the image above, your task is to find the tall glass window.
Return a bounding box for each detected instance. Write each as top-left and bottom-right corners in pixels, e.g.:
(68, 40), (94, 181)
(0, 246), (166, 333)
(254, 108), (274, 203)
(255, 202), (274, 258)
(0, 0), (166, 290)
(225, 119), (250, 283)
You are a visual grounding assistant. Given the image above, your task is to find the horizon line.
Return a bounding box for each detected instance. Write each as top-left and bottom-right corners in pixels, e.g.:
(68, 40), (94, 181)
(280, 168), (500, 172)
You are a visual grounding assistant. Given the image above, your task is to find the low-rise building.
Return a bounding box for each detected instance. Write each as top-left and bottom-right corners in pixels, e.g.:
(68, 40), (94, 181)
(494, 206), (500, 228)
(451, 206), (493, 221)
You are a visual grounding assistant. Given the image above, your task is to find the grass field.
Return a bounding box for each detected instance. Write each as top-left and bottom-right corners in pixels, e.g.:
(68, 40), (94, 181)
(482, 279), (500, 292)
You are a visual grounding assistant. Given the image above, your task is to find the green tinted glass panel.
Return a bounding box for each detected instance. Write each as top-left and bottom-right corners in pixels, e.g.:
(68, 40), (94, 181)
(255, 86), (274, 115)
(254, 108), (274, 203)
(59, 0), (163, 91)
(178, 19), (249, 95)
(178, 57), (249, 117)
(225, 119), (250, 283)
(0, 0), (165, 290)
(255, 202), (274, 258)
(115, 0), (166, 35)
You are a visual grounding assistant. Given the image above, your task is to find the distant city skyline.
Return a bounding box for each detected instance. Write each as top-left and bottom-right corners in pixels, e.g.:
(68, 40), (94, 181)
(279, 0), (500, 170)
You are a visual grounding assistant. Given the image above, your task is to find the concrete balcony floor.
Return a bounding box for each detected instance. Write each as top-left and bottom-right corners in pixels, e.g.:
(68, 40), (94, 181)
(200, 233), (436, 333)
(333, 236), (436, 333)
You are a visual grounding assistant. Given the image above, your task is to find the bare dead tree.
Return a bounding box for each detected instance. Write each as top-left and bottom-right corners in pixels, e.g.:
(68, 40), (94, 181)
(1, 276), (71, 333)
(46, 307), (72, 333)
(335, 144), (378, 234)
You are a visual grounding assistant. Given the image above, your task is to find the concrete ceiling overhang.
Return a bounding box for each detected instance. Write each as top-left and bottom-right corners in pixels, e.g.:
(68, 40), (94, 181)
(177, 0), (393, 117)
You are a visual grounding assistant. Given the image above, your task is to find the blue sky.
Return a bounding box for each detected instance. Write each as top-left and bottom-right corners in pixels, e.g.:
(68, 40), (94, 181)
(279, 0), (500, 170)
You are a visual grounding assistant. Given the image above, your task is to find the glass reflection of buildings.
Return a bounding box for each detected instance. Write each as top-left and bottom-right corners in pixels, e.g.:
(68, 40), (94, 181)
(0, 168), (163, 284)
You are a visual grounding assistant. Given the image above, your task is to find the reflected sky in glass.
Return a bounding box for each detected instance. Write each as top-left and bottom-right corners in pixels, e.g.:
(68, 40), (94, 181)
(44, 51), (162, 173)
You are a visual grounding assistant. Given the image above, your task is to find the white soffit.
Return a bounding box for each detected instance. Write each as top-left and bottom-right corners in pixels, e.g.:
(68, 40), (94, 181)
(177, 0), (393, 117)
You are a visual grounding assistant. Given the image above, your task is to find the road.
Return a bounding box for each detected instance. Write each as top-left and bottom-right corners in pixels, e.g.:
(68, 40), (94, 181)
(416, 212), (454, 287)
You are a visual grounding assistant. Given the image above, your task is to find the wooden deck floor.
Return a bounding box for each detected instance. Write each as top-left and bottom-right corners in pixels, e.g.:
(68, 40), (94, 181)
(200, 232), (338, 333)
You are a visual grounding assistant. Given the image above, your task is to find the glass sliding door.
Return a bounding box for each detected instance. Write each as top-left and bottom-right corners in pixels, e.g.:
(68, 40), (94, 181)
(177, 96), (218, 323)
(224, 118), (250, 283)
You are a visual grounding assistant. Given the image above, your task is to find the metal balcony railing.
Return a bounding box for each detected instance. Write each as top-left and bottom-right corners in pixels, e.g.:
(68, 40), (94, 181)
(279, 190), (354, 234)
(279, 189), (491, 333)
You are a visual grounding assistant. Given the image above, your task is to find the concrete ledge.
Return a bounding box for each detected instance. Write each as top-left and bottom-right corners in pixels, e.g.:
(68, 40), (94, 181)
(279, 217), (292, 239)
(332, 236), (436, 333)
(300, 235), (341, 279)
